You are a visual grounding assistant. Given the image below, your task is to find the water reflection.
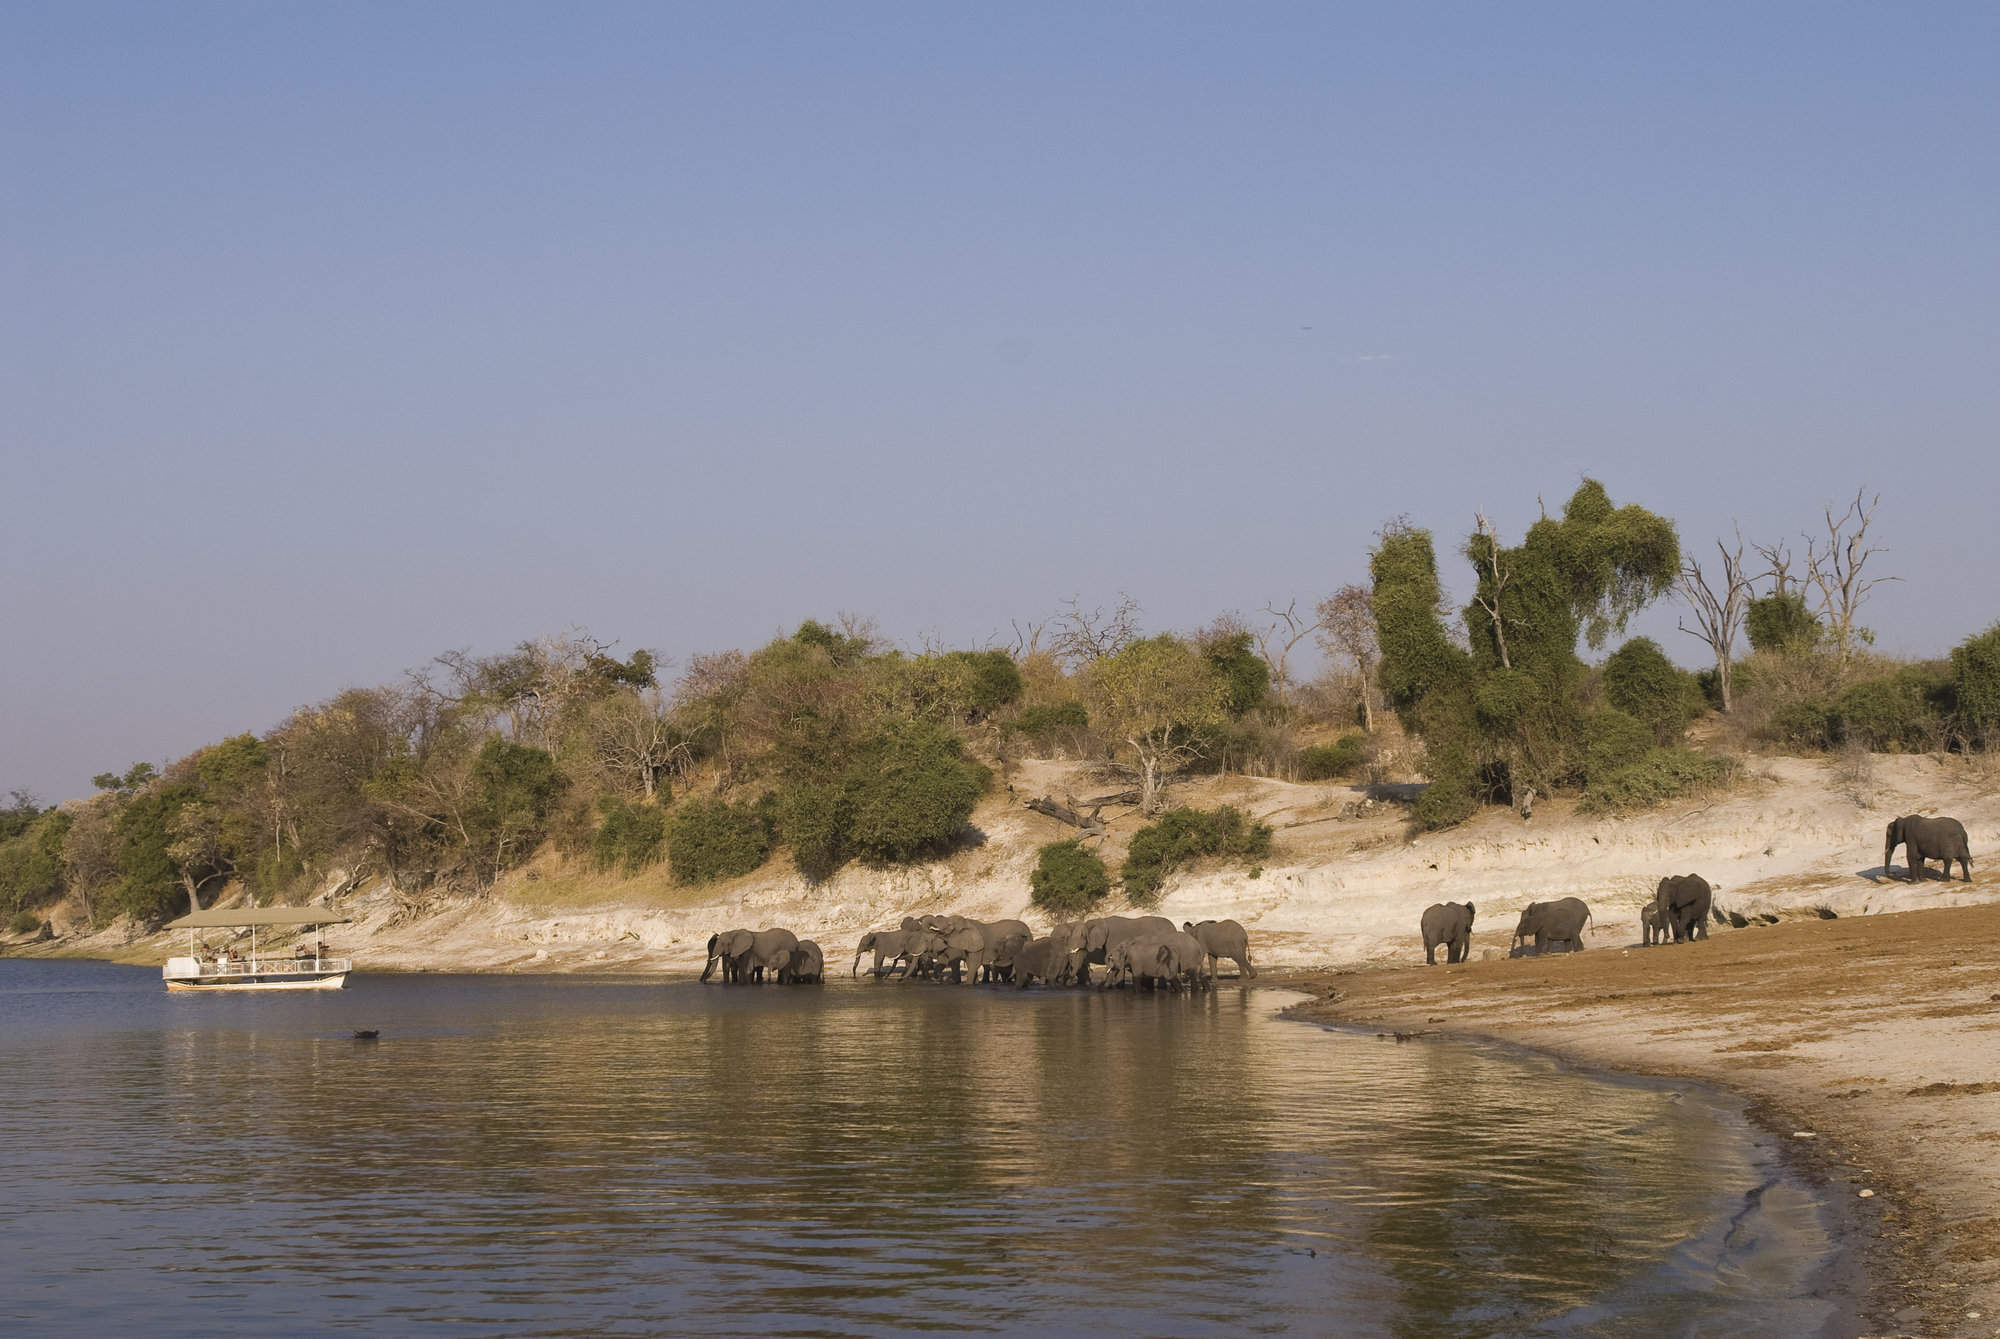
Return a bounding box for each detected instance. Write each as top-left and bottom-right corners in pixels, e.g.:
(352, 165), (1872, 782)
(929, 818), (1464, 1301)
(0, 962), (1833, 1337)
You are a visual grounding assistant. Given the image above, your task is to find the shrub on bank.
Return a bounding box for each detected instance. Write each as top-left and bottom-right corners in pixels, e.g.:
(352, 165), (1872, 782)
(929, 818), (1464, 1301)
(665, 797), (772, 884)
(1122, 805), (1272, 905)
(1579, 749), (1733, 814)
(1029, 840), (1110, 916)
(593, 798), (666, 875)
(1296, 735), (1367, 781)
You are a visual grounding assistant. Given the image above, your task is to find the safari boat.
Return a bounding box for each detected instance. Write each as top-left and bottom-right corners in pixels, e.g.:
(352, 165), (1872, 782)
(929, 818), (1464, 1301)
(161, 907), (354, 991)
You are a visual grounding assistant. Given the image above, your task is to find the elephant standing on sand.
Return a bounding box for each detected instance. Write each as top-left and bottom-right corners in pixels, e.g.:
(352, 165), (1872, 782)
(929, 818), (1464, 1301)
(1641, 903), (1669, 946)
(1652, 875), (1712, 943)
(1884, 815), (1972, 883)
(702, 927), (799, 983)
(1182, 920), (1257, 979)
(1511, 898), (1593, 956)
(1420, 902), (1475, 965)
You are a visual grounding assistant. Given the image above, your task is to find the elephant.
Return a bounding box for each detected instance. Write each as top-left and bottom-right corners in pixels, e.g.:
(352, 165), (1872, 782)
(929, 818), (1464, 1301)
(853, 928), (930, 978)
(1884, 815), (1972, 883)
(1419, 901), (1475, 965)
(1102, 930), (1205, 991)
(1082, 915), (1176, 966)
(1182, 919), (1258, 978)
(1511, 898), (1593, 956)
(779, 940), (825, 984)
(702, 927), (798, 983)
(1640, 902), (1668, 946)
(1044, 921), (1090, 985)
(983, 932), (1032, 983)
(1652, 875), (1712, 943)
(1009, 937), (1063, 989)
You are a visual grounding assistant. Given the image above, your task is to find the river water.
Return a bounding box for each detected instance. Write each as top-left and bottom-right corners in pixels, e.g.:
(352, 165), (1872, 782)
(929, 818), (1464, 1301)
(0, 959), (1846, 1337)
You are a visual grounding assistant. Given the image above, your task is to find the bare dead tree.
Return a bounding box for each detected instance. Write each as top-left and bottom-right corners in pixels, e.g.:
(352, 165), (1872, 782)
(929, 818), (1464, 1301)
(1751, 538), (1798, 596)
(1008, 617), (1049, 658)
(1049, 593), (1140, 669)
(1468, 512), (1519, 670)
(1316, 584), (1379, 732)
(1255, 599), (1325, 706)
(1023, 795), (1109, 839)
(1677, 527), (1753, 712)
(1803, 488), (1897, 666)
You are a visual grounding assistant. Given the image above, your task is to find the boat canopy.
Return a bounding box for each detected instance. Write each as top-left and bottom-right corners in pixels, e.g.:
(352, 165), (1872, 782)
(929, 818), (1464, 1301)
(165, 907), (352, 929)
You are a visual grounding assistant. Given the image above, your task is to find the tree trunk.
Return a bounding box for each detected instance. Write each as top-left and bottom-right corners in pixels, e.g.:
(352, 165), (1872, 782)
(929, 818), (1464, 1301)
(181, 872), (203, 916)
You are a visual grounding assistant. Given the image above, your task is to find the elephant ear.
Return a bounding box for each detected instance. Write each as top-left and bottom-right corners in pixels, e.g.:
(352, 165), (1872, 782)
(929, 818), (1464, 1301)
(1156, 944), (1173, 964)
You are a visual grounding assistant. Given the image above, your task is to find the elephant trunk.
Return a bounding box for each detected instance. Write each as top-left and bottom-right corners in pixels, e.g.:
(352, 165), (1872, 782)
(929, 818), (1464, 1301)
(1884, 832), (1897, 878)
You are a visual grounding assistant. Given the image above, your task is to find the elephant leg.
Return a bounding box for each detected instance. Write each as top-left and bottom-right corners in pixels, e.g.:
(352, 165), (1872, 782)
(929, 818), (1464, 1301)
(1961, 856), (1973, 882)
(1425, 942), (1438, 965)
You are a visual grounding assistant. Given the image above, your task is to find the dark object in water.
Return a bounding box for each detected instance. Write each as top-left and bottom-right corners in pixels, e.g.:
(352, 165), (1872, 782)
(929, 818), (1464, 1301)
(352, 1029), (380, 1041)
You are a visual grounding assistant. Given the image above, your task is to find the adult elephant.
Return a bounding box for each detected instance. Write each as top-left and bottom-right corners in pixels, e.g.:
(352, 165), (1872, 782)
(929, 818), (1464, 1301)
(1182, 919), (1258, 978)
(780, 940), (825, 984)
(1082, 915), (1176, 966)
(1419, 902), (1475, 965)
(1653, 875), (1712, 943)
(1884, 815), (1973, 883)
(853, 928), (929, 979)
(1009, 938), (1062, 989)
(1104, 929), (1206, 991)
(1511, 898), (1593, 956)
(703, 927), (798, 983)
(1045, 921), (1090, 985)
(918, 923), (991, 985)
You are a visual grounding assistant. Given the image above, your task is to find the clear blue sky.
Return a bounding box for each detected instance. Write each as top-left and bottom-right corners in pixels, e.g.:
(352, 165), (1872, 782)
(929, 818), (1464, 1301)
(5, 3), (1997, 803)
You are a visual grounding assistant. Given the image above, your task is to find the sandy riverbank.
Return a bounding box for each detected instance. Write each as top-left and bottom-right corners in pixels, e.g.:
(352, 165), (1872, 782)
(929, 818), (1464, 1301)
(1283, 902), (2000, 1339)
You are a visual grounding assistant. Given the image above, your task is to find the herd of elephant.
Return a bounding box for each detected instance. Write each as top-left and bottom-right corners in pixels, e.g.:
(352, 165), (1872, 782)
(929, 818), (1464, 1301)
(701, 914), (1258, 992)
(1419, 813), (1975, 965)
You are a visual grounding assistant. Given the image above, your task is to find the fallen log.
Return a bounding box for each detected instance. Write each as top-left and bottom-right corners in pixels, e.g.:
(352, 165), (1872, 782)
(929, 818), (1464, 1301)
(1024, 796), (1107, 838)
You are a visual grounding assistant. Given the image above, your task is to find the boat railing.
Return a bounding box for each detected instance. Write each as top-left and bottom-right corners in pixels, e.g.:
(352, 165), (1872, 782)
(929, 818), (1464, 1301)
(193, 957), (353, 977)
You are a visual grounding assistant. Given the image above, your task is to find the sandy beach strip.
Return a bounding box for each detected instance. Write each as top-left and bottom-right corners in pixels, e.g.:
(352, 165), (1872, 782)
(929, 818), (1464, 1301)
(1281, 901), (2000, 1339)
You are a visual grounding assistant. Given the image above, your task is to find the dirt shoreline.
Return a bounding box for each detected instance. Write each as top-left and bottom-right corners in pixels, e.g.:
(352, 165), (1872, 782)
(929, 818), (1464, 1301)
(1278, 902), (2000, 1339)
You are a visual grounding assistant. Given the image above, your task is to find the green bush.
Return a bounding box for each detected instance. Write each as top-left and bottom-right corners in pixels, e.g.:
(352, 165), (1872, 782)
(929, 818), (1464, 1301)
(665, 797), (773, 884)
(1029, 839), (1110, 915)
(8, 910), (40, 935)
(1603, 637), (1699, 744)
(593, 798), (667, 874)
(462, 738), (568, 882)
(1745, 593), (1820, 654)
(841, 722), (988, 865)
(1769, 698), (1842, 751)
(1202, 631), (1270, 716)
(1121, 805), (1272, 905)
(1007, 700), (1089, 748)
(1835, 667), (1950, 752)
(1297, 736), (1367, 781)
(1582, 709), (1653, 780)
(1951, 623), (2000, 748)
(0, 809), (70, 917)
(947, 649), (1025, 716)
(1580, 749), (1732, 813)
(777, 781), (847, 884)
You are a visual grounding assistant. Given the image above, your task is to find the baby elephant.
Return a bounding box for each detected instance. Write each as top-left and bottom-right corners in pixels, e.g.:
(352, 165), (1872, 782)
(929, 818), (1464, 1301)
(1420, 901), (1476, 964)
(1640, 903), (1669, 946)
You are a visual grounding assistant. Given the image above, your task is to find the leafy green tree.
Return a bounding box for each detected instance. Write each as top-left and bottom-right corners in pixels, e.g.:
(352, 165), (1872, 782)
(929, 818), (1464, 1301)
(1082, 635), (1230, 814)
(1197, 627), (1270, 717)
(1373, 483), (1680, 827)
(948, 649), (1025, 717)
(0, 807), (70, 917)
(112, 782), (198, 923)
(1029, 840), (1110, 915)
(1582, 709), (1653, 781)
(461, 738), (567, 882)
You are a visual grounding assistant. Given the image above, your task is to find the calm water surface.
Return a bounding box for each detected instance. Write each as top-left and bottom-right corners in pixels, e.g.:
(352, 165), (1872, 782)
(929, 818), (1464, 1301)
(0, 960), (1843, 1337)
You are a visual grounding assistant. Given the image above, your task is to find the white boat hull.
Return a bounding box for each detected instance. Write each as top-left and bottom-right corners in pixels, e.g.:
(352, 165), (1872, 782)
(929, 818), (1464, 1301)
(166, 972), (348, 991)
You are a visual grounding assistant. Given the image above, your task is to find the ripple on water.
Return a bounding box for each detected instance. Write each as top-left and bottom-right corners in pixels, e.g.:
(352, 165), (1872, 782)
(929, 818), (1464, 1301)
(0, 961), (1839, 1338)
